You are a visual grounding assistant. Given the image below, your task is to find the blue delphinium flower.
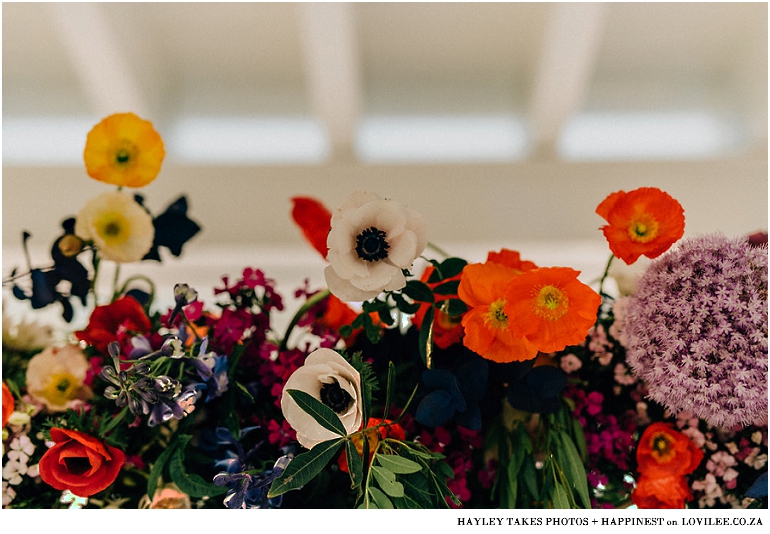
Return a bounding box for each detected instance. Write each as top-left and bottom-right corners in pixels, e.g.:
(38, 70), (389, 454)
(210, 426), (293, 509)
(187, 337), (229, 401)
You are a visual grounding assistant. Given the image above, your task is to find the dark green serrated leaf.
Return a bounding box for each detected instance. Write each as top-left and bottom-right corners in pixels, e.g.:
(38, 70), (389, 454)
(375, 454), (422, 474)
(268, 438), (344, 497)
(402, 280), (434, 303)
(286, 389), (347, 437)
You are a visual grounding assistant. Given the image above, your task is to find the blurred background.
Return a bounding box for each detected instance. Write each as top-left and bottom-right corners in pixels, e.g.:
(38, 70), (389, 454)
(2, 2), (768, 325)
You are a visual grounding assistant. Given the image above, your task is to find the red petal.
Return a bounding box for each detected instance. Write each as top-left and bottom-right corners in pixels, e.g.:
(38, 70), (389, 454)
(291, 197), (332, 259)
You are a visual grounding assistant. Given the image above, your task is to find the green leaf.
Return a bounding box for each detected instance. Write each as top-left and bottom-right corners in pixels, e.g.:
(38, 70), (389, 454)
(554, 431), (591, 508)
(367, 486), (394, 509)
(371, 466), (405, 497)
(168, 436), (227, 499)
(402, 280), (434, 303)
(235, 381), (255, 404)
(375, 454), (422, 474)
(382, 362), (396, 421)
(551, 482), (571, 509)
(428, 257), (467, 282)
(345, 438), (364, 491)
(361, 312), (381, 343)
(432, 280), (459, 295)
(268, 438), (345, 497)
(146, 437), (182, 499)
(377, 308), (395, 326)
(392, 292), (421, 314)
(286, 389), (347, 437)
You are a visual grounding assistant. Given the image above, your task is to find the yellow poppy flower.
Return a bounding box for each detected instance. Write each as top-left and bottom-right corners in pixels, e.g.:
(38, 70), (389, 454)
(83, 112), (165, 188)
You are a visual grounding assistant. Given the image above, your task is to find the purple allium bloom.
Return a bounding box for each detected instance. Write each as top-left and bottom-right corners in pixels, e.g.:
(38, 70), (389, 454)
(625, 233), (768, 428)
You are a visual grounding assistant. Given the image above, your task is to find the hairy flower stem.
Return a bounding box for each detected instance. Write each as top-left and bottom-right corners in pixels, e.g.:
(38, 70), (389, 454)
(278, 289), (331, 352)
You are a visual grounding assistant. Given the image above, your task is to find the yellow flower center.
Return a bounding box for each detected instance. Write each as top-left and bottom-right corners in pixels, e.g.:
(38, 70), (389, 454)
(533, 285), (569, 321)
(94, 211), (131, 246)
(41, 372), (80, 406)
(649, 431), (676, 463)
(627, 214), (659, 243)
(484, 299), (509, 330)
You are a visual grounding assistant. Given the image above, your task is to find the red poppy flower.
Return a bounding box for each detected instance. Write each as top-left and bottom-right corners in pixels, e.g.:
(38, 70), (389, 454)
(39, 428), (125, 497)
(635, 422), (703, 479)
(2, 382), (14, 427)
(505, 267), (602, 354)
(596, 187), (685, 264)
(632, 474), (694, 509)
(458, 261), (539, 363)
(631, 422), (703, 509)
(75, 296), (152, 355)
(486, 248), (538, 273)
(291, 196), (332, 258)
(337, 418), (406, 473)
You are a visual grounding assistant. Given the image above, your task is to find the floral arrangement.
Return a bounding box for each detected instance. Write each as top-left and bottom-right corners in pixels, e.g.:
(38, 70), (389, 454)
(2, 113), (767, 511)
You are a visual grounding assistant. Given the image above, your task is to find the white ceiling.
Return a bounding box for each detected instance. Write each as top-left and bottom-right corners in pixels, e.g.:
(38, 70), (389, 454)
(3, 2), (767, 164)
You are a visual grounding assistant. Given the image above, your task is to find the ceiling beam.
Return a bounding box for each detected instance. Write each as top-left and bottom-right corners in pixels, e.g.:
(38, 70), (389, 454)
(296, 3), (363, 161)
(528, 2), (608, 159)
(44, 3), (151, 118)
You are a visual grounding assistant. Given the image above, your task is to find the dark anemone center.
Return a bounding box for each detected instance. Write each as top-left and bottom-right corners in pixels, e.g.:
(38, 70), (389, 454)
(355, 226), (389, 262)
(64, 457), (92, 476)
(320, 380), (353, 414)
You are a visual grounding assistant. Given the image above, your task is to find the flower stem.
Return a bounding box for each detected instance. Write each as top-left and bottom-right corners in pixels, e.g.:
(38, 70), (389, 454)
(597, 254), (615, 297)
(278, 289), (331, 352)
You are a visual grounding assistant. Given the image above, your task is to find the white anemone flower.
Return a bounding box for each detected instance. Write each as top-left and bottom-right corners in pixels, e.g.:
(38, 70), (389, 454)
(75, 191), (154, 263)
(324, 191), (428, 301)
(280, 348), (363, 449)
(25, 344), (92, 412)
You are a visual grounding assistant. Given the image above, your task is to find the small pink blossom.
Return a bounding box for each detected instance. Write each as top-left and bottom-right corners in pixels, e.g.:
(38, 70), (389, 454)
(560, 353), (582, 374)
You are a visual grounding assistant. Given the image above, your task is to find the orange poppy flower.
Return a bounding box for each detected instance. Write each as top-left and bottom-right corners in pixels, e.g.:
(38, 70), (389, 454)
(505, 267), (601, 354)
(290, 196), (332, 258)
(458, 261), (539, 363)
(83, 112), (165, 188)
(635, 422), (703, 479)
(596, 187), (685, 264)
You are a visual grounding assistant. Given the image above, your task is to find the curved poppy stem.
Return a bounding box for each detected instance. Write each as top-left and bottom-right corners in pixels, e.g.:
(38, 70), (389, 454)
(115, 274), (157, 308)
(597, 254), (615, 297)
(277, 289), (331, 352)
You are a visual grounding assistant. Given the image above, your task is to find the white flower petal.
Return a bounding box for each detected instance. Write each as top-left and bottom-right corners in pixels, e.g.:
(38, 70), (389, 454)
(280, 348), (363, 449)
(325, 191), (427, 301)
